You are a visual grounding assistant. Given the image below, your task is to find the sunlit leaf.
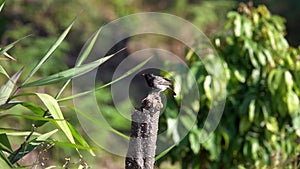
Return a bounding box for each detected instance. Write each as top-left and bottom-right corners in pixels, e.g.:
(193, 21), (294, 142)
(55, 28), (103, 99)
(58, 57), (151, 102)
(36, 93), (75, 145)
(23, 19), (75, 84)
(284, 71), (293, 91)
(248, 100), (255, 122)
(54, 141), (95, 150)
(0, 1), (5, 12)
(287, 91), (299, 115)
(266, 117), (278, 133)
(21, 49), (123, 88)
(0, 69), (23, 105)
(0, 65), (9, 79)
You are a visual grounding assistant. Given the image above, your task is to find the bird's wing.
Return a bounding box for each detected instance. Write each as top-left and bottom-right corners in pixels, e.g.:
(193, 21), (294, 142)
(155, 76), (172, 85)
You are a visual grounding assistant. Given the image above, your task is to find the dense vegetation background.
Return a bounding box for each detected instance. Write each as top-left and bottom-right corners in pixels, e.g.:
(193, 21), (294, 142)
(0, 0), (299, 168)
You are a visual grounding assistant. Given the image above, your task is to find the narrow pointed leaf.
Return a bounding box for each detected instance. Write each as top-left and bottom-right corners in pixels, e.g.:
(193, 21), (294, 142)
(58, 57), (151, 102)
(23, 19), (75, 84)
(3, 52), (16, 61)
(76, 28), (101, 66)
(8, 129), (58, 164)
(0, 128), (40, 137)
(0, 69), (23, 105)
(67, 106), (129, 140)
(0, 101), (22, 111)
(55, 28), (103, 99)
(36, 93), (75, 145)
(21, 49), (122, 88)
(0, 1), (5, 12)
(0, 65), (10, 79)
(66, 122), (95, 156)
(0, 35), (30, 56)
(54, 141), (96, 150)
(0, 151), (13, 168)
(0, 133), (12, 152)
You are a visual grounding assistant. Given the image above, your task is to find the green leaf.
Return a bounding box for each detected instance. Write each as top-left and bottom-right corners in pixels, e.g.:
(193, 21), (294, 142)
(23, 19), (75, 84)
(266, 117), (278, 133)
(0, 114), (57, 123)
(267, 69), (283, 95)
(234, 69), (246, 83)
(21, 49), (122, 88)
(0, 1), (5, 12)
(76, 29), (101, 66)
(0, 69), (23, 105)
(284, 71), (293, 91)
(292, 116), (300, 137)
(287, 91), (299, 115)
(21, 102), (45, 116)
(233, 14), (241, 37)
(53, 141), (95, 150)
(0, 134), (12, 153)
(0, 101), (22, 111)
(155, 144), (175, 161)
(8, 129), (58, 164)
(66, 122), (95, 156)
(189, 128), (201, 154)
(55, 28), (102, 99)
(0, 151), (13, 169)
(0, 128), (40, 137)
(67, 106), (129, 140)
(0, 35), (30, 57)
(257, 51), (266, 66)
(248, 100), (255, 122)
(36, 93), (75, 145)
(0, 65), (9, 79)
(204, 75), (213, 101)
(239, 116), (251, 134)
(58, 57), (151, 102)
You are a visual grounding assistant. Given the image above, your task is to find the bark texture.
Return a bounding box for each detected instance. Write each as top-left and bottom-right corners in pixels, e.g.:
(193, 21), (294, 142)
(125, 92), (163, 169)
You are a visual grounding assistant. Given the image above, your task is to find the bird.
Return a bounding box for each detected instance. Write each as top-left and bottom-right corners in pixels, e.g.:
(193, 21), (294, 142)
(142, 73), (176, 96)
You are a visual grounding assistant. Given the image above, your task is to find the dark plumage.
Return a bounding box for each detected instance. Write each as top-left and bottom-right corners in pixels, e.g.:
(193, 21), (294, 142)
(142, 73), (176, 96)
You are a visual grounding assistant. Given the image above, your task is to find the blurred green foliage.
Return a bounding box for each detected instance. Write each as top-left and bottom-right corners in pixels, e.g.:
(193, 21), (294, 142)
(1, 0), (300, 168)
(160, 3), (300, 169)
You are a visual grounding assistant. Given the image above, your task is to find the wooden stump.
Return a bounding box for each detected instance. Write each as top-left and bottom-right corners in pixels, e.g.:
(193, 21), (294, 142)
(125, 92), (163, 169)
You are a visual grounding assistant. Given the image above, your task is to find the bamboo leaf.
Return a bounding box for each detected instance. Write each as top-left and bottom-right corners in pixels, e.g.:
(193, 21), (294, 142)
(23, 19), (75, 84)
(0, 151), (13, 169)
(0, 65), (10, 79)
(0, 69), (23, 105)
(0, 101), (22, 111)
(0, 128), (40, 137)
(0, 133), (12, 152)
(67, 106), (129, 140)
(8, 129), (58, 164)
(58, 57), (151, 102)
(21, 49), (122, 88)
(0, 1), (5, 12)
(55, 28), (103, 99)
(67, 122), (95, 156)
(54, 141), (96, 150)
(0, 35), (31, 57)
(36, 93), (75, 145)
(76, 28), (101, 66)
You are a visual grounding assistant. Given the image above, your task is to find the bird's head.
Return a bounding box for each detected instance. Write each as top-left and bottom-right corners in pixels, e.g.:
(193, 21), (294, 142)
(142, 73), (154, 79)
